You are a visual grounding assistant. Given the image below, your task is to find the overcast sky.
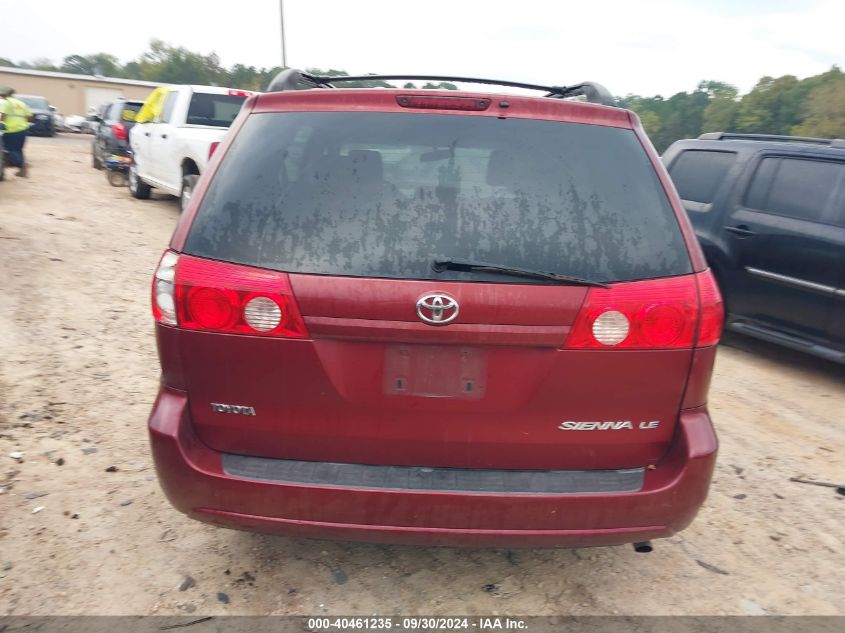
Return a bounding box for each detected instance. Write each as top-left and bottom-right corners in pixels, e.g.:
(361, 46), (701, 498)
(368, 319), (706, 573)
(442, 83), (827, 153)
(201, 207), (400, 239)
(5, 0), (844, 96)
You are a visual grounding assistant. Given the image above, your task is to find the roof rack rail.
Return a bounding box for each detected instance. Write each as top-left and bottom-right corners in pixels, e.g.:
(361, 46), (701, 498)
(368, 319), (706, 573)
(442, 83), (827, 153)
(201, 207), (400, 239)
(698, 132), (845, 148)
(266, 70), (616, 106)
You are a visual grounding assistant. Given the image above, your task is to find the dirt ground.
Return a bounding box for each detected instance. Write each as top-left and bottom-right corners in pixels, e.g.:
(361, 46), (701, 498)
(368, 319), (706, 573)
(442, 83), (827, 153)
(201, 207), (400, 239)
(0, 135), (843, 616)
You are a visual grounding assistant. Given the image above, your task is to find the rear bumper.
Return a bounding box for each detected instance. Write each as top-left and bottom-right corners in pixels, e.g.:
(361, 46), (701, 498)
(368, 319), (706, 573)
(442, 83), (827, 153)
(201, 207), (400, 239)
(148, 388), (717, 547)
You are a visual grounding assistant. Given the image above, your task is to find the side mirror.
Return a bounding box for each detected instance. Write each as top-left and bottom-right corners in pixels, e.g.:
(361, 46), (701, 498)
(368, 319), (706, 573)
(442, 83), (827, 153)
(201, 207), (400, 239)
(49, 106), (57, 112)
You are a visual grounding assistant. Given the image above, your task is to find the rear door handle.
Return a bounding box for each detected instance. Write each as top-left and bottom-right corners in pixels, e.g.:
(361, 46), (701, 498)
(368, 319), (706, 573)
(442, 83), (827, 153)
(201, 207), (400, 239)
(725, 225), (754, 237)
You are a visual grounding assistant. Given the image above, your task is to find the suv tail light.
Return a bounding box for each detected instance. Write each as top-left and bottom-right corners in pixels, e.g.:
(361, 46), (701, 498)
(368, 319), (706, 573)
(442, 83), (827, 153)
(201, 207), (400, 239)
(208, 141), (220, 159)
(565, 272), (723, 350)
(152, 252), (308, 338)
(112, 122), (127, 140)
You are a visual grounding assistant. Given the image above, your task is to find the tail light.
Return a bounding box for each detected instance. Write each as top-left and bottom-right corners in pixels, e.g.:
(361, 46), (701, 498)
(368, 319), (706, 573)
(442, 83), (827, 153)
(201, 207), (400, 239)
(152, 252), (308, 338)
(565, 272), (723, 350)
(695, 270), (724, 346)
(227, 89), (253, 97)
(208, 141), (220, 159)
(396, 95), (491, 111)
(112, 122), (127, 140)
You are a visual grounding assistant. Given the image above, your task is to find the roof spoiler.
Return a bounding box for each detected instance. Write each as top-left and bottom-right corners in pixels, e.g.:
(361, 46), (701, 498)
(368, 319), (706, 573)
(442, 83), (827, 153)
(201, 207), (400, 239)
(265, 70), (616, 106)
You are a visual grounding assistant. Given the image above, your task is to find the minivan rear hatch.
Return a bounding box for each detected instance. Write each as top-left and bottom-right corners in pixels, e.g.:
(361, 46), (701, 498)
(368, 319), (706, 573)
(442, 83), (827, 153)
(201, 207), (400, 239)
(177, 106), (694, 470)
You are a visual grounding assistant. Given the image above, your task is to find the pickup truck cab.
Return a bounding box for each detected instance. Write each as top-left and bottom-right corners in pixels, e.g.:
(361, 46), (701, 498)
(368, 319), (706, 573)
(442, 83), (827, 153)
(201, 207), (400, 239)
(129, 85), (253, 211)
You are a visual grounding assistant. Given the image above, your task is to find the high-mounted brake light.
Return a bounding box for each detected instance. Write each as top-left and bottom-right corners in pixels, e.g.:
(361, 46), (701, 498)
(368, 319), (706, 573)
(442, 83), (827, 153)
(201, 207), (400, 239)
(396, 95), (491, 111)
(151, 252), (308, 338)
(227, 89), (252, 97)
(565, 272), (722, 350)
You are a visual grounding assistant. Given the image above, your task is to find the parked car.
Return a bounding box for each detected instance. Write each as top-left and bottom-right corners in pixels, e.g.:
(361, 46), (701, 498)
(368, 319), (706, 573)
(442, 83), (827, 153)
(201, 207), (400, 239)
(663, 133), (845, 364)
(91, 98), (143, 169)
(148, 70), (723, 549)
(129, 85), (253, 211)
(63, 114), (87, 133)
(16, 94), (56, 136)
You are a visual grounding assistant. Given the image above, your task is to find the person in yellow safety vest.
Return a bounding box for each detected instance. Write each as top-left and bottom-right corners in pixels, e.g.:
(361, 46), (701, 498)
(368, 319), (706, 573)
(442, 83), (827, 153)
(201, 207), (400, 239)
(0, 87), (33, 177)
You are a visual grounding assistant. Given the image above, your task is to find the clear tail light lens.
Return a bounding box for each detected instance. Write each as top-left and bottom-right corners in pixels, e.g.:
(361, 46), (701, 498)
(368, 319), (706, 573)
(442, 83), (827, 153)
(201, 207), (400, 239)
(151, 251), (308, 338)
(566, 272), (721, 350)
(152, 250), (179, 325)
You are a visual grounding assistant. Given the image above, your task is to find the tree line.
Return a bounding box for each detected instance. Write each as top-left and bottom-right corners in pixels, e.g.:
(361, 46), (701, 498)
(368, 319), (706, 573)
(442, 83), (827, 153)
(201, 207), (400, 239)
(0, 40), (457, 92)
(619, 68), (845, 151)
(2, 40), (843, 151)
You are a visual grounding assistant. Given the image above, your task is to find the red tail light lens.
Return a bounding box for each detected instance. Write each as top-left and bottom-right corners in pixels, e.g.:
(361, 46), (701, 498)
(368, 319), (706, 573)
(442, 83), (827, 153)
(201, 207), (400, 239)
(565, 272), (724, 350)
(112, 122), (127, 140)
(396, 95), (491, 111)
(227, 89), (253, 97)
(152, 252), (308, 338)
(695, 270), (724, 346)
(209, 141), (220, 159)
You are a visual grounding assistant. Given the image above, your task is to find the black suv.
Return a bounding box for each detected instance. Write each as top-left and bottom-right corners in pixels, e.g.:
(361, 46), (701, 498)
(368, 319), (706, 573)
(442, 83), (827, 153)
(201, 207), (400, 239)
(92, 98), (144, 169)
(663, 133), (845, 363)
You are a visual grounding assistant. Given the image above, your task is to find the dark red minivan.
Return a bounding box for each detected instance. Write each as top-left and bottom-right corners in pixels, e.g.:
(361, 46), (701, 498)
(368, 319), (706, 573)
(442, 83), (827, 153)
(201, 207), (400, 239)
(148, 71), (722, 548)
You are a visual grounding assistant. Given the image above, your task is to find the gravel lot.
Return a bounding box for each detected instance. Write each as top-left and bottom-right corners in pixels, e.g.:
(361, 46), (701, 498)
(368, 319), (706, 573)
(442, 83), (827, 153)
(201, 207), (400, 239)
(1, 136), (843, 616)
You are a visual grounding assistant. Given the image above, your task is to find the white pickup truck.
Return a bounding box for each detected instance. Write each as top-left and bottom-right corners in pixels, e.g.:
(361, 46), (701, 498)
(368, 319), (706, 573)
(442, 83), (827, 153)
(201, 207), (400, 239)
(128, 85), (253, 211)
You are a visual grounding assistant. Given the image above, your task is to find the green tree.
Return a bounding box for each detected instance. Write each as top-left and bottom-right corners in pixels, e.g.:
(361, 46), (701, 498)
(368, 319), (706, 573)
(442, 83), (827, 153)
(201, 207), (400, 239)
(700, 81), (739, 132)
(136, 39), (225, 85)
(19, 58), (58, 71)
(0, 57), (15, 67)
(735, 75), (800, 134)
(791, 76), (845, 138)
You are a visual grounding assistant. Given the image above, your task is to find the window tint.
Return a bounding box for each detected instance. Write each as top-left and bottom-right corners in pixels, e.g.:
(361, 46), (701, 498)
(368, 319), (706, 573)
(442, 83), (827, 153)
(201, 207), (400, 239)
(120, 102), (141, 122)
(744, 156), (779, 210)
(746, 157), (844, 222)
(186, 112), (691, 283)
(185, 93), (246, 127)
(161, 92), (178, 123)
(669, 150), (736, 204)
(19, 96), (49, 110)
(767, 159), (843, 221)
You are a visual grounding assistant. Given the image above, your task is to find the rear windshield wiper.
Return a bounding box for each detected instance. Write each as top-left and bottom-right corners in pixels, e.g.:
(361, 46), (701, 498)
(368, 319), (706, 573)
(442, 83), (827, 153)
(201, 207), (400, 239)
(432, 258), (610, 288)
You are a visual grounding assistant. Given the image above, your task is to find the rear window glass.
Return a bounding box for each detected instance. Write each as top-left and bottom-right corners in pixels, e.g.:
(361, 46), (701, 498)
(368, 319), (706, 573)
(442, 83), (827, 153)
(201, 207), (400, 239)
(121, 103), (141, 122)
(745, 157), (844, 222)
(185, 112), (691, 283)
(185, 93), (246, 127)
(669, 150), (735, 204)
(19, 96), (48, 110)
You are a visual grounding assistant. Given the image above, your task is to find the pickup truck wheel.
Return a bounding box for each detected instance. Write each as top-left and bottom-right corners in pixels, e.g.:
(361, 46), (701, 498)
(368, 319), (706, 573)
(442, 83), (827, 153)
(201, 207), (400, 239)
(180, 174), (199, 213)
(129, 164), (151, 200)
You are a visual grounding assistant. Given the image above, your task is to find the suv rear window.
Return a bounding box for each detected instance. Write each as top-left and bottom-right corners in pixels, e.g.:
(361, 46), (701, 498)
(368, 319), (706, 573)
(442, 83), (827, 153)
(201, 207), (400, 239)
(669, 150), (735, 204)
(185, 112), (691, 283)
(109, 101), (141, 123)
(186, 93), (247, 127)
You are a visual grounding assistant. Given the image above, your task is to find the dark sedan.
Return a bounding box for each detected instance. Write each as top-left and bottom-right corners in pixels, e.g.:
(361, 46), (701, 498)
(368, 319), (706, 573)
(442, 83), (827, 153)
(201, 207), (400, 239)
(17, 95), (56, 137)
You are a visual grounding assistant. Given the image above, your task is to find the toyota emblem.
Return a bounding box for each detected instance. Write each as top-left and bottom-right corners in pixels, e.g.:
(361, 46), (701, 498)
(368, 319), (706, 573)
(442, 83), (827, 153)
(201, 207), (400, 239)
(416, 293), (459, 325)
